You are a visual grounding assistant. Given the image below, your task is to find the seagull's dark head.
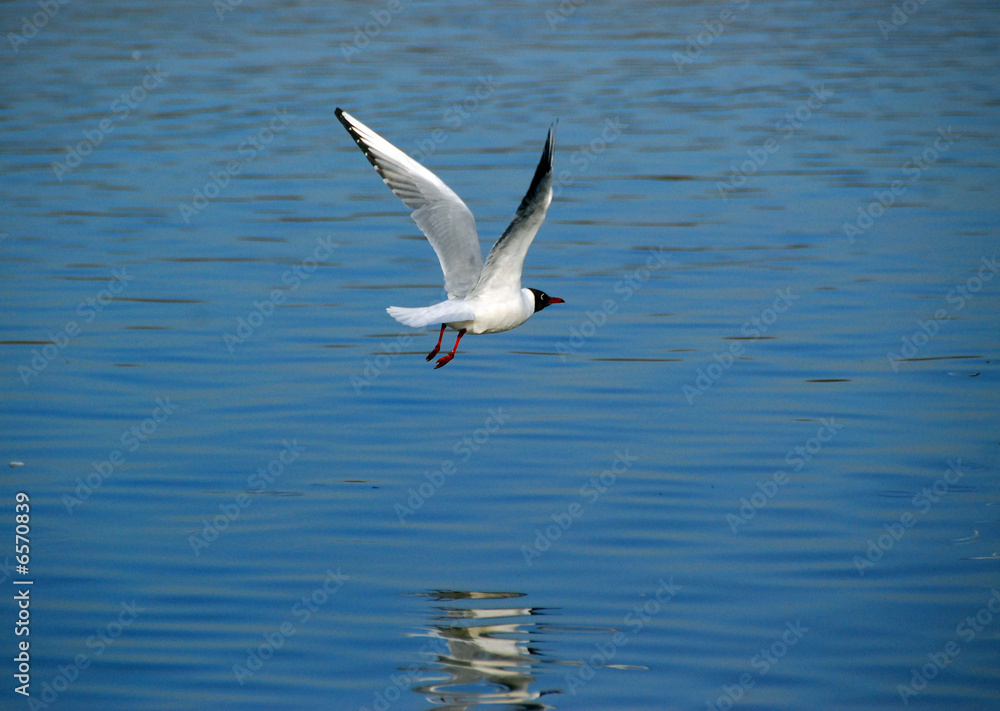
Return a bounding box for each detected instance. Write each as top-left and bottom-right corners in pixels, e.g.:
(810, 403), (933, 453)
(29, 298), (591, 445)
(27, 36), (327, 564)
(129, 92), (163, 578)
(529, 288), (565, 313)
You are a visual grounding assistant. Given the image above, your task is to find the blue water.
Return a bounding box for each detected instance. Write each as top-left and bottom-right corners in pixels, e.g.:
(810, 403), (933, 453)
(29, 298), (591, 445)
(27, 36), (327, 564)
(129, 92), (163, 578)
(2, 1), (999, 709)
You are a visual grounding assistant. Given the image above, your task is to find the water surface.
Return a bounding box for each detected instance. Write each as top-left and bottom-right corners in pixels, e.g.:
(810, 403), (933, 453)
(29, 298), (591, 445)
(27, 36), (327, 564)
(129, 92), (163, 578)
(2, 1), (999, 709)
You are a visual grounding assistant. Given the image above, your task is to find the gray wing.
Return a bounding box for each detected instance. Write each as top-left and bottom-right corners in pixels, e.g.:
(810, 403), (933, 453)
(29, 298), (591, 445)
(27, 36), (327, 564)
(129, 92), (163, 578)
(336, 108), (483, 299)
(470, 122), (556, 298)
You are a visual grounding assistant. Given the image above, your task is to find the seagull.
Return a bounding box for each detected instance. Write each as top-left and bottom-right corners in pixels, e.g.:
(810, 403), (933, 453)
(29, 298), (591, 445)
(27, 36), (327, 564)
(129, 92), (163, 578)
(335, 108), (564, 368)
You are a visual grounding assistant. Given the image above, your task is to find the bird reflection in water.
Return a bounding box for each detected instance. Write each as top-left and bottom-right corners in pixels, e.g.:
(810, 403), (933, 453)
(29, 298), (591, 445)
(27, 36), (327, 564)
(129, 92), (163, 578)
(405, 590), (560, 710)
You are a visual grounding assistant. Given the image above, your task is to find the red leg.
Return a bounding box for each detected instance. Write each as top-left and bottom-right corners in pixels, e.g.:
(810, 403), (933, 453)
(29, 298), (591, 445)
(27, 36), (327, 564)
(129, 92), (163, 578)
(425, 324), (446, 361)
(434, 329), (466, 369)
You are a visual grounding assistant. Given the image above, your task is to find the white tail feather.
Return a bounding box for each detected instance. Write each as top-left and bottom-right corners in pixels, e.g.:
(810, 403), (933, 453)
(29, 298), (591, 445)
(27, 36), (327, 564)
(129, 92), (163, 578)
(387, 300), (475, 328)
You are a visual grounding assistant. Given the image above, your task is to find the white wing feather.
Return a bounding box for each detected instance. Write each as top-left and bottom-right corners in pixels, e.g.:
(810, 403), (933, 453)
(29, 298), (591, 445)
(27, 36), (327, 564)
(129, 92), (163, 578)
(336, 109), (483, 298)
(469, 123), (556, 298)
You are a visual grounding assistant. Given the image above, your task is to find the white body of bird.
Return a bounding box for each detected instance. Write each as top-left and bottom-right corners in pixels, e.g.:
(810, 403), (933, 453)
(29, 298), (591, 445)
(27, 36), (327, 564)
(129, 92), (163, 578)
(336, 108), (564, 367)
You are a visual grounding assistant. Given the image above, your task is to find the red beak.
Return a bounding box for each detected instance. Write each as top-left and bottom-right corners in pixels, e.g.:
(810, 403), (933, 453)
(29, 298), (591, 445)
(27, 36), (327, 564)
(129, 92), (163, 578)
(549, 297), (565, 304)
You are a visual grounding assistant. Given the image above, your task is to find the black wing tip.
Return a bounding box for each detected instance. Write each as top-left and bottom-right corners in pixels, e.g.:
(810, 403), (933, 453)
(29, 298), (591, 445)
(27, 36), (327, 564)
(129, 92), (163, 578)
(537, 120), (557, 170)
(335, 109), (383, 172)
(335, 107), (352, 131)
(504, 120), (556, 220)
(541, 122), (556, 172)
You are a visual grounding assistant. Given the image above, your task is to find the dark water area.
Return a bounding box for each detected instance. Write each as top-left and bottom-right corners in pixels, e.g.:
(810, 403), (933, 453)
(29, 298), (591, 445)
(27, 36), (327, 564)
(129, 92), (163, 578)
(1, 1), (998, 709)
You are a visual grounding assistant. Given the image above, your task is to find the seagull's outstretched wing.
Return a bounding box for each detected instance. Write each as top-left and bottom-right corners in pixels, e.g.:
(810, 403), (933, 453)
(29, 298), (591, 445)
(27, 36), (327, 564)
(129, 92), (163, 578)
(470, 123), (556, 298)
(336, 108), (484, 299)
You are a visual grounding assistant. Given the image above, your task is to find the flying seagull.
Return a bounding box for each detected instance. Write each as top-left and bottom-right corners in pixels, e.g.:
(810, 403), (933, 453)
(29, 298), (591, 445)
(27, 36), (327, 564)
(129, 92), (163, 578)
(335, 108), (564, 368)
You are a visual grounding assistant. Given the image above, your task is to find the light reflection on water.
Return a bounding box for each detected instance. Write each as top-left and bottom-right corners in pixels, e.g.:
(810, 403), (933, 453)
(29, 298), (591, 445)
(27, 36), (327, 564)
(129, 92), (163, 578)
(399, 589), (655, 710)
(405, 591), (559, 710)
